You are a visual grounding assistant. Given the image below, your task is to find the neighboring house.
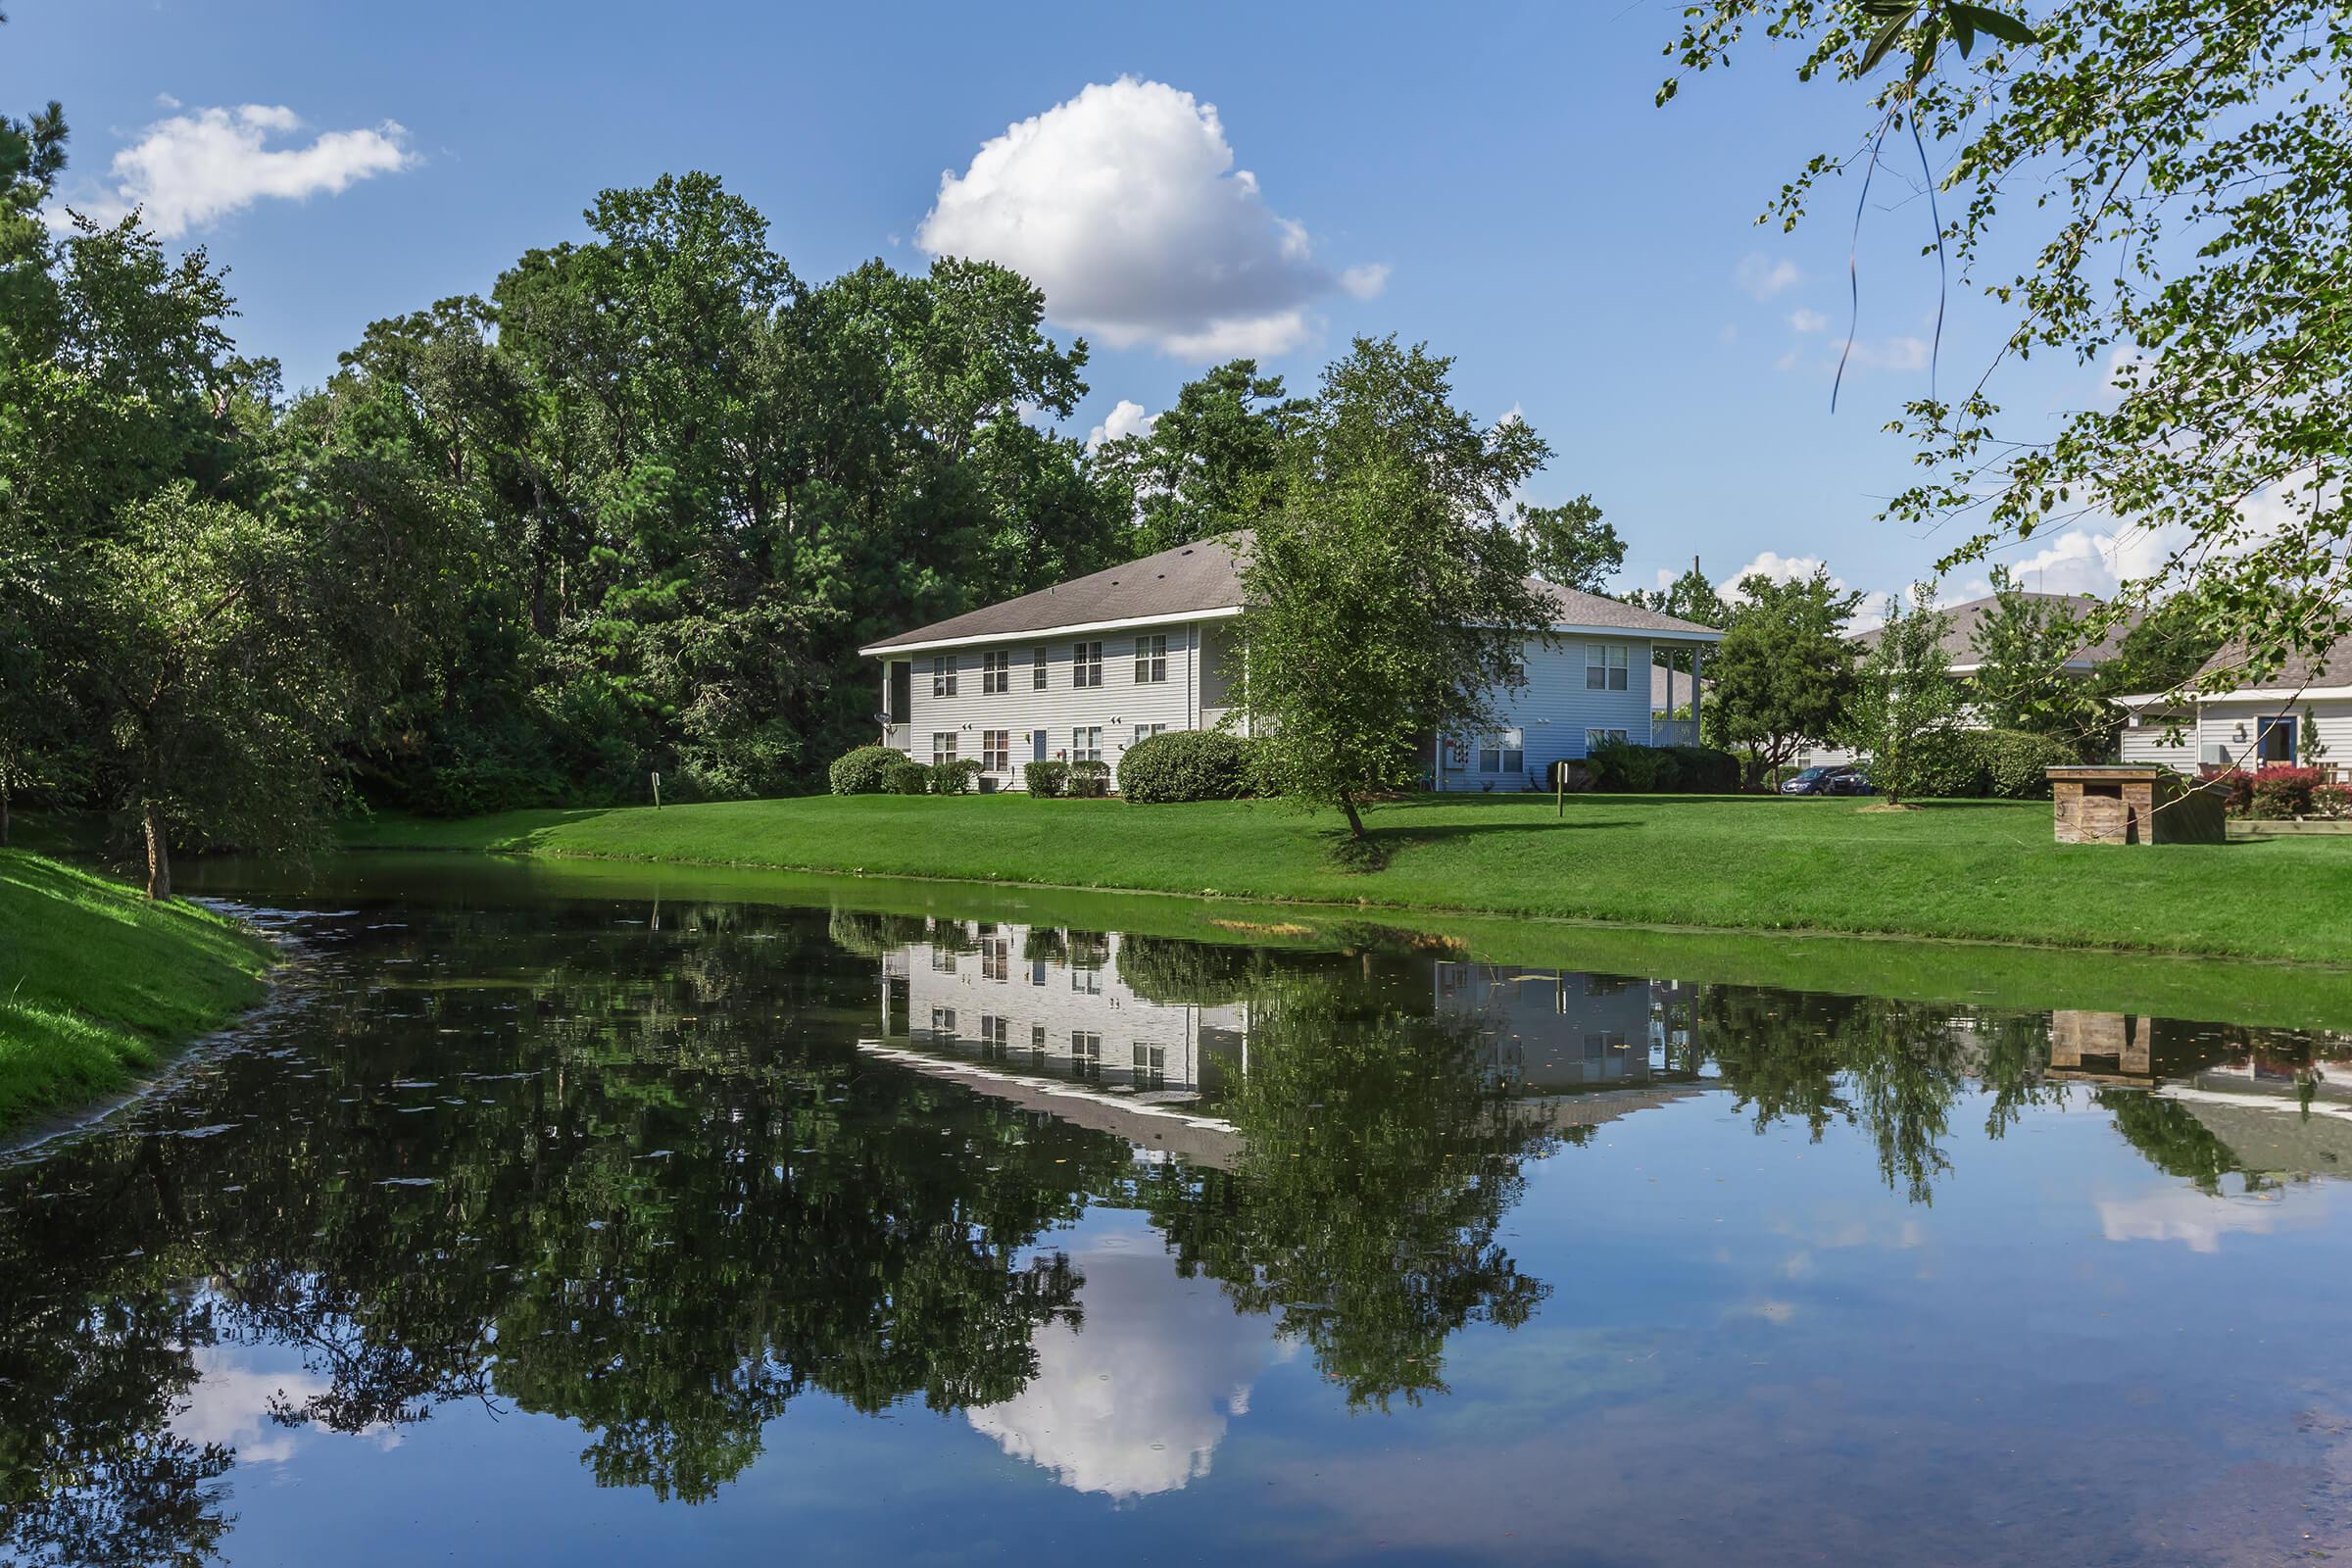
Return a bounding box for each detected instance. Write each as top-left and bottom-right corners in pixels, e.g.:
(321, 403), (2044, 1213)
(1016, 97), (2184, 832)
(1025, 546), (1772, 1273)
(858, 531), (1724, 792)
(2116, 639), (2352, 774)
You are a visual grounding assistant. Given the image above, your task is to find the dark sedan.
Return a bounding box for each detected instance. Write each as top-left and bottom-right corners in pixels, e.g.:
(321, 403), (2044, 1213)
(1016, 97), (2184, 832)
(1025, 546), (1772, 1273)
(1780, 765), (1853, 796)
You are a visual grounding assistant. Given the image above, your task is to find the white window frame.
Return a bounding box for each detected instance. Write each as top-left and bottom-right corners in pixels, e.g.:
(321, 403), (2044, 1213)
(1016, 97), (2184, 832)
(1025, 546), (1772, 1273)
(981, 729), (1010, 772)
(1586, 643), (1629, 691)
(980, 650), (1010, 693)
(1134, 722), (1169, 746)
(1072, 640), (1103, 688)
(1586, 727), (1629, 751)
(1032, 647), (1049, 690)
(1477, 729), (1525, 775)
(931, 731), (957, 767)
(1135, 633), (1168, 684)
(1072, 725), (1102, 763)
(931, 655), (958, 697)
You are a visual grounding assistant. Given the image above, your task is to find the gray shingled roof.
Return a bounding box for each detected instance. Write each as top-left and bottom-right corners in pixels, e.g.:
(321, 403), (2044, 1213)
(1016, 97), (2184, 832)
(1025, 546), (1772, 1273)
(2189, 638), (2352, 694)
(1855, 591), (2134, 667)
(860, 530), (1721, 653)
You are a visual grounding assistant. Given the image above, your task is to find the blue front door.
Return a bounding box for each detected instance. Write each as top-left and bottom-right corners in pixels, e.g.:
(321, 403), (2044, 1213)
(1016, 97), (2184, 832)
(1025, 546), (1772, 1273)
(1032, 729), (1049, 762)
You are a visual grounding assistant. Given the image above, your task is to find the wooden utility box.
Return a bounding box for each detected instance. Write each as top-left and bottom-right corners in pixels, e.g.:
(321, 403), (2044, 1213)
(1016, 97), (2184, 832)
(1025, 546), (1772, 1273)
(2048, 765), (2227, 845)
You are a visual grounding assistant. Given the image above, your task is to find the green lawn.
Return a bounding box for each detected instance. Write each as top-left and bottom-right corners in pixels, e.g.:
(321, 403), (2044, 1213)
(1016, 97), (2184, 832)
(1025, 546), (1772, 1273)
(0, 851), (273, 1135)
(346, 791), (2352, 965)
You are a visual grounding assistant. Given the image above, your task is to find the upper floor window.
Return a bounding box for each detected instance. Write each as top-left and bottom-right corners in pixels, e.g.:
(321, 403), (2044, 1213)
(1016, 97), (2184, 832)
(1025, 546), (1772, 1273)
(1032, 647), (1049, 690)
(1135, 633), (1168, 684)
(1072, 641), (1104, 687)
(1586, 644), (1629, 691)
(981, 650), (1010, 693)
(931, 655), (957, 697)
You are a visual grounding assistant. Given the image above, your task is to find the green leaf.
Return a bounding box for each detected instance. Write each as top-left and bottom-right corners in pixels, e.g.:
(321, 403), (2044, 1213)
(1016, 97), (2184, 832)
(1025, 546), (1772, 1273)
(1858, 4), (1917, 73)
(1945, 2), (2039, 45)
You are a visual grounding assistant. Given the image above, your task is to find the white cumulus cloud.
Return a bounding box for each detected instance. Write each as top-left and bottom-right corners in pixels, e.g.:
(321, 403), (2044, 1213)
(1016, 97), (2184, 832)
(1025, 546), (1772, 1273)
(1788, 307), (1830, 333)
(1085, 397), (1157, 451)
(918, 77), (1372, 360)
(62, 103), (413, 237)
(1735, 253), (1802, 300)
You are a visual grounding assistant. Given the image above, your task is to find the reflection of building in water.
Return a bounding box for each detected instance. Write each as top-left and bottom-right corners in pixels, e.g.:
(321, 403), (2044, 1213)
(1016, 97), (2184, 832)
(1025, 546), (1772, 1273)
(880, 923), (1250, 1100)
(1435, 962), (1703, 1095)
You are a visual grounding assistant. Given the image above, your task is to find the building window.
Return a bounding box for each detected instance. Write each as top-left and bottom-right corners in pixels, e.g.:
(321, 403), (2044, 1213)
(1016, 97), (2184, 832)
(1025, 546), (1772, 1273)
(931, 655), (957, 697)
(1133, 1043), (1166, 1083)
(1072, 641), (1103, 688)
(1586, 727), (1629, 751)
(981, 650), (1010, 693)
(931, 731), (957, 767)
(1133, 722), (1168, 746)
(931, 948), (956, 973)
(1135, 633), (1168, 683)
(929, 1006), (956, 1036)
(1032, 647), (1049, 689)
(1478, 729), (1525, 775)
(1072, 1031), (1102, 1077)
(1072, 725), (1102, 762)
(1586, 643), (1629, 691)
(981, 938), (1009, 981)
(1071, 967), (1102, 995)
(981, 730), (1010, 771)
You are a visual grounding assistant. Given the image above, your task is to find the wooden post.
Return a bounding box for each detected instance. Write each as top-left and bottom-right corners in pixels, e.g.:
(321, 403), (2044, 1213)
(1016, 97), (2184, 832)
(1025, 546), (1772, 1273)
(1556, 759), (1564, 817)
(651, 770), (662, 810)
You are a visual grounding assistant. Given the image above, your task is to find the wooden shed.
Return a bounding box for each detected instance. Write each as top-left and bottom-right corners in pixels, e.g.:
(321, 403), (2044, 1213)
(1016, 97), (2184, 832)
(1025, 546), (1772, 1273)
(2048, 765), (2228, 845)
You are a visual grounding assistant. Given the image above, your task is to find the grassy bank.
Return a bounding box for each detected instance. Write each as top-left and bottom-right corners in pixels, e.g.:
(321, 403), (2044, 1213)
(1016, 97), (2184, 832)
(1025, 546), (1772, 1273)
(0, 851), (272, 1134)
(345, 792), (2352, 965)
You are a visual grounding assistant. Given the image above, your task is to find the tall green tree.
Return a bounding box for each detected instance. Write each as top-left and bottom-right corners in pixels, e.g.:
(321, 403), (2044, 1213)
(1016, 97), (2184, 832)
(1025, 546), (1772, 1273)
(1661, 0), (2352, 692)
(1233, 337), (1552, 842)
(1844, 585), (1962, 807)
(1965, 564), (2103, 752)
(1516, 494), (1624, 593)
(1704, 567), (1863, 786)
(1094, 358), (1305, 554)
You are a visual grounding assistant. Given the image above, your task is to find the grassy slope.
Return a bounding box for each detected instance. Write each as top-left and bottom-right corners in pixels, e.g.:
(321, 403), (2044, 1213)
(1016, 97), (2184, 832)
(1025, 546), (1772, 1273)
(346, 792), (2352, 965)
(0, 851), (271, 1132)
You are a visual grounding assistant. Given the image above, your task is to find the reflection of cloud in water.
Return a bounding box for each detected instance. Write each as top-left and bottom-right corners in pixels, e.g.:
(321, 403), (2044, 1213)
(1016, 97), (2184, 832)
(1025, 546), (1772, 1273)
(172, 1345), (401, 1466)
(967, 1239), (1285, 1499)
(2097, 1185), (2318, 1253)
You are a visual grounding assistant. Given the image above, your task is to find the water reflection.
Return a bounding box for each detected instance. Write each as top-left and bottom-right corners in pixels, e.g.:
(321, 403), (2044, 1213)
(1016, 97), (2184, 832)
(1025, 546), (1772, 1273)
(4, 881), (2352, 1564)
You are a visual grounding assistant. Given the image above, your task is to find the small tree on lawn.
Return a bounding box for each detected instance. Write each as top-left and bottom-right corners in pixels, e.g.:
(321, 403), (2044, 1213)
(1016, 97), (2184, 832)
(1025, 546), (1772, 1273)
(1967, 564), (2104, 754)
(1846, 585), (1961, 808)
(1234, 336), (1551, 843)
(1704, 567), (1862, 789)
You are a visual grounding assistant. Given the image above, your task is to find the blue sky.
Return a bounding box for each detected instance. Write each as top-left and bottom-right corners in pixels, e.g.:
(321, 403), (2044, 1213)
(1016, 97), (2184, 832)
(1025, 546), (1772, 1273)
(9, 0), (2133, 615)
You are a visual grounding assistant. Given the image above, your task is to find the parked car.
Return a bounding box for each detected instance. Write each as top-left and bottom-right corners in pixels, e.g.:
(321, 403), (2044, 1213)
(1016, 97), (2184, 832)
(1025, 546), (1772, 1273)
(1823, 769), (1876, 797)
(1780, 765), (1854, 796)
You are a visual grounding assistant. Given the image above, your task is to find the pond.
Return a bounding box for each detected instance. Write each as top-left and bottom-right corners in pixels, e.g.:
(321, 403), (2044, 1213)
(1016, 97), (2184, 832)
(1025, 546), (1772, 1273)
(6, 855), (2352, 1565)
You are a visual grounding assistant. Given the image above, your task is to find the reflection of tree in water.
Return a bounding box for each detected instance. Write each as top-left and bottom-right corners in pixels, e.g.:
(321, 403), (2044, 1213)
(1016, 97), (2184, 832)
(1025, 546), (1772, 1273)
(1702, 989), (2064, 1204)
(0, 903), (1135, 1559)
(1135, 977), (1559, 1408)
(2095, 1091), (2243, 1194)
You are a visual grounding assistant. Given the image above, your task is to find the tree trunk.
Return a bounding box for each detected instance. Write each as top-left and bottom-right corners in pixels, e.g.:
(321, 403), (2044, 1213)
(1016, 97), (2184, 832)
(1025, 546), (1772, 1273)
(142, 801), (172, 901)
(1338, 793), (1368, 840)
(1, 773), (9, 849)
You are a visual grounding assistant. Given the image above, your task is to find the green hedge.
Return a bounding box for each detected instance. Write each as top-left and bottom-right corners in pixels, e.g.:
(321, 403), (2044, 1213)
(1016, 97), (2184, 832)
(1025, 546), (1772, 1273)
(828, 745), (902, 796)
(1118, 730), (1250, 803)
(882, 760), (930, 796)
(1884, 727), (2076, 799)
(1023, 760), (1069, 798)
(929, 758), (982, 795)
(1067, 760), (1111, 799)
(1585, 739), (1741, 792)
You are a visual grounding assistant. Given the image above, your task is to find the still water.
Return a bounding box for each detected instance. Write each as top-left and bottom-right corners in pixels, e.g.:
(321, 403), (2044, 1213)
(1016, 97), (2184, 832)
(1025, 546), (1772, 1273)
(6, 857), (2352, 1566)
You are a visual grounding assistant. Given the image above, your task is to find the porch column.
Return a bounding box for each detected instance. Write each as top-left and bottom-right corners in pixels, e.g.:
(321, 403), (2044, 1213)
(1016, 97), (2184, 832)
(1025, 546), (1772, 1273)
(1690, 645), (1703, 743)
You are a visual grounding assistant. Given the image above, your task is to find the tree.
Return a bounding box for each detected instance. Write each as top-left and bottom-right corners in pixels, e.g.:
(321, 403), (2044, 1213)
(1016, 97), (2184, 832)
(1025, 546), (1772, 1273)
(1965, 565), (2103, 754)
(1516, 494), (1624, 593)
(1704, 567), (1863, 787)
(81, 487), (342, 897)
(1094, 358), (1307, 554)
(1660, 0), (2352, 697)
(1233, 337), (1552, 842)
(1844, 584), (1962, 807)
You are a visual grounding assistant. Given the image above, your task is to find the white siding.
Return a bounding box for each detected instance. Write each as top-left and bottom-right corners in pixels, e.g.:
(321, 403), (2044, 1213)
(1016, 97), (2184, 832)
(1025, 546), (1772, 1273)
(887, 623), (1207, 788)
(1435, 963), (1669, 1092)
(2120, 709), (2198, 771)
(2195, 697), (2352, 770)
(1436, 634), (1659, 791)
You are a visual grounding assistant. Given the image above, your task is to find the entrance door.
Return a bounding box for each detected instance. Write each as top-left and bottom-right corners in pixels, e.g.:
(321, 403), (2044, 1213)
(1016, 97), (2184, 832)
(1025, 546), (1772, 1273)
(2258, 714), (2297, 764)
(1032, 729), (1049, 762)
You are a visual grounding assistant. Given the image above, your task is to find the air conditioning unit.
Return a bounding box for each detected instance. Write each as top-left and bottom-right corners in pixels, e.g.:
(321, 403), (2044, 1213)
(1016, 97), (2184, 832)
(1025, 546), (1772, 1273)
(2201, 744), (2230, 765)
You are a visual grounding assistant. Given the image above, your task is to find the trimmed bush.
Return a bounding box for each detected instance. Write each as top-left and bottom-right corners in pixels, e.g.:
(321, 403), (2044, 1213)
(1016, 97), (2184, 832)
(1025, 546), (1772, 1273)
(1118, 729), (1250, 804)
(882, 760), (930, 796)
(828, 745), (902, 796)
(1658, 745), (1741, 792)
(1067, 760), (1112, 798)
(1585, 739), (1661, 792)
(2316, 782), (2352, 818)
(1885, 727), (2075, 800)
(1583, 739), (1740, 793)
(1022, 760), (1069, 798)
(1976, 730), (2079, 800)
(2249, 764), (2325, 818)
(929, 758), (983, 796)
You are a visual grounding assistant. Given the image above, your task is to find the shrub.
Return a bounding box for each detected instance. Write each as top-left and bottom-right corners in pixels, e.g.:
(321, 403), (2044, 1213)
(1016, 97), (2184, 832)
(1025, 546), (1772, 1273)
(2204, 767), (2253, 816)
(1657, 745), (1741, 792)
(1022, 760), (1068, 798)
(928, 757), (983, 796)
(882, 760), (930, 796)
(1067, 760), (1112, 799)
(2249, 764), (2325, 818)
(1975, 729), (2078, 800)
(828, 745), (902, 796)
(2317, 782), (2352, 818)
(1585, 739), (1662, 792)
(1886, 728), (1989, 799)
(1118, 729), (1250, 804)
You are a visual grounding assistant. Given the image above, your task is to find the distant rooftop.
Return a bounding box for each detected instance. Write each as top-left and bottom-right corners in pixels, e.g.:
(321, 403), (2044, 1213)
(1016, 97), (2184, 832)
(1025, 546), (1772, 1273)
(1856, 591), (2134, 670)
